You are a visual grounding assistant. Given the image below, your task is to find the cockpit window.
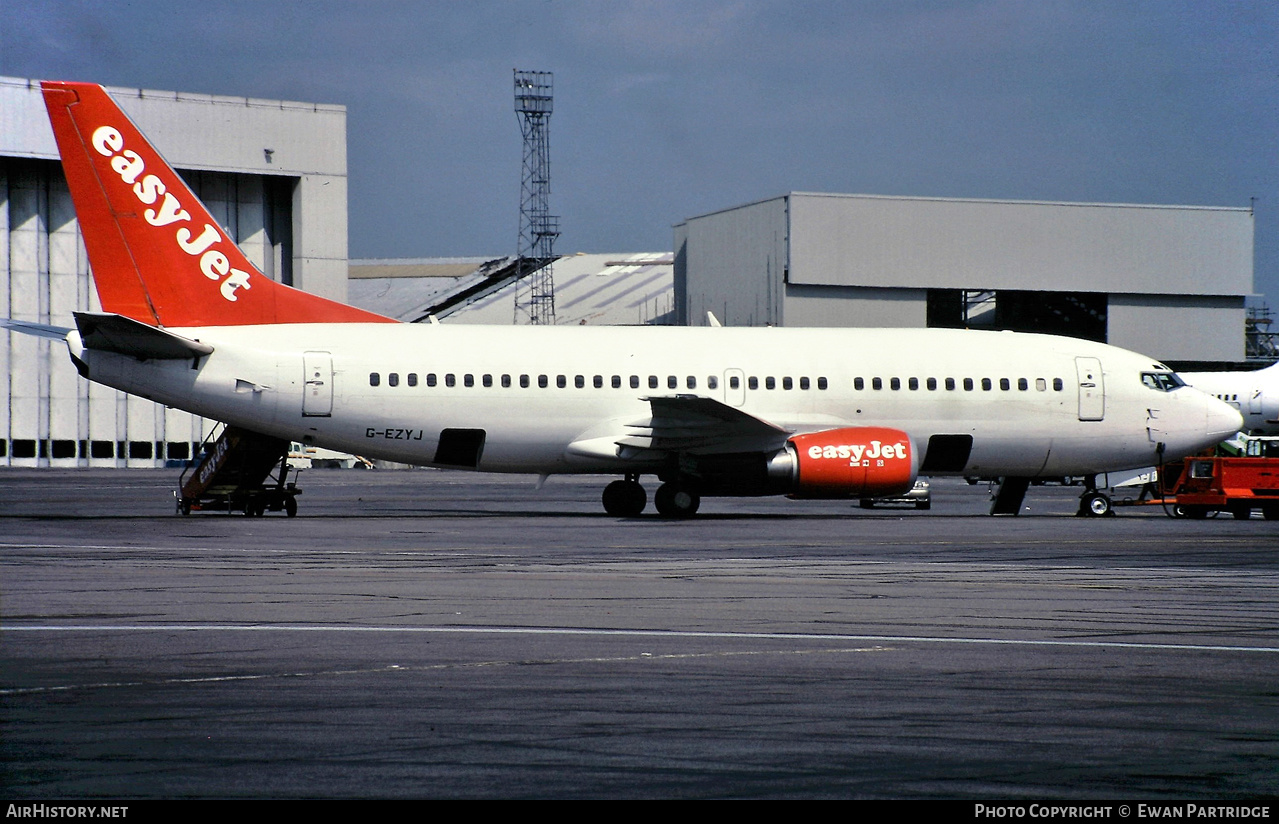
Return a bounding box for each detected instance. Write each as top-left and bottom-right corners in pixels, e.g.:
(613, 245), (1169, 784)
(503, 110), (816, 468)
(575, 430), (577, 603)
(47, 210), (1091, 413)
(1141, 371), (1184, 392)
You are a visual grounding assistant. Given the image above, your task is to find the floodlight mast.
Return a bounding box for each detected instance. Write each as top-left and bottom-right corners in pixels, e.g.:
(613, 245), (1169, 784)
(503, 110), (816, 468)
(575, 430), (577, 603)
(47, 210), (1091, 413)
(514, 69), (558, 325)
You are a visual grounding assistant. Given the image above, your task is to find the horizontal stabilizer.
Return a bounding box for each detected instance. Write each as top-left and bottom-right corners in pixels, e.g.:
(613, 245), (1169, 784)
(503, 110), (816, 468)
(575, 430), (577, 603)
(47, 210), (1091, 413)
(0, 318), (74, 339)
(75, 312), (214, 359)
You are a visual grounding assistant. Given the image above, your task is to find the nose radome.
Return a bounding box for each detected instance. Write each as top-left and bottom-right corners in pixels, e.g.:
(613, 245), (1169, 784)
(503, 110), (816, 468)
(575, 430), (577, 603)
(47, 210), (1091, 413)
(1204, 396), (1244, 441)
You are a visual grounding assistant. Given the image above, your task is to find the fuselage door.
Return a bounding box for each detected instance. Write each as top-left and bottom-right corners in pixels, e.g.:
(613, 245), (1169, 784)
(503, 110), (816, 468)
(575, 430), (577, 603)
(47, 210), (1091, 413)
(1075, 357), (1104, 422)
(724, 368), (746, 407)
(303, 351), (333, 417)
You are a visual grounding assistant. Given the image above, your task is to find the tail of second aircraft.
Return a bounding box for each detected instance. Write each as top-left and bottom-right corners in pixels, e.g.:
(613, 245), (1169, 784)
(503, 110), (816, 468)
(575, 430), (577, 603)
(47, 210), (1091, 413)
(41, 81), (395, 328)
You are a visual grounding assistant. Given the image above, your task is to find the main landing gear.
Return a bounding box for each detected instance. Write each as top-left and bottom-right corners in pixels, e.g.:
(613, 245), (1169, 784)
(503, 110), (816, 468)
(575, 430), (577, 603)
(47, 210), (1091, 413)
(601, 475), (701, 518)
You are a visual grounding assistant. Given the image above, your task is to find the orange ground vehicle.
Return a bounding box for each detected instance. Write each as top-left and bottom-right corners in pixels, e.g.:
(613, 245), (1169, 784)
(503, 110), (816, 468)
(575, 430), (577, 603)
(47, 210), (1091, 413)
(1152, 451), (1279, 520)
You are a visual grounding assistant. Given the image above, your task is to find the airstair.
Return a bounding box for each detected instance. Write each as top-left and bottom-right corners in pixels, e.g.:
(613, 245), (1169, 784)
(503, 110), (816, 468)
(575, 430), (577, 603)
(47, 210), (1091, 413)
(176, 424), (301, 516)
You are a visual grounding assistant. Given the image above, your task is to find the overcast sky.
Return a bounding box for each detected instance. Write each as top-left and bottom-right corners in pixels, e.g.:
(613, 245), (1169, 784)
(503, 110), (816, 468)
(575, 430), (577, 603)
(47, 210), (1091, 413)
(5, 1), (1278, 305)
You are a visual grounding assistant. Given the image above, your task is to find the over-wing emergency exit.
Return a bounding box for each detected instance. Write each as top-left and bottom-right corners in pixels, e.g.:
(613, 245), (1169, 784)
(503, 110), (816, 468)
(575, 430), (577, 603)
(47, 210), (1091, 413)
(24, 81), (1243, 516)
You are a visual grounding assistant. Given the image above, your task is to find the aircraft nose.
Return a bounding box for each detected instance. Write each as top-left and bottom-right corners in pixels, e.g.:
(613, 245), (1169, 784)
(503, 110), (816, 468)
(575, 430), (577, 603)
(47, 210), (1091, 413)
(1203, 394), (1244, 442)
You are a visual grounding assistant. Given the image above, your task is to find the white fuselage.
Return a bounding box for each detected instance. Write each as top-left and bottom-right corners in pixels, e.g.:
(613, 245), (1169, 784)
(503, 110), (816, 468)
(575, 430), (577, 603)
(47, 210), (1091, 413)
(68, 323), (1242, 481)
(1180, 363), (1279, 436)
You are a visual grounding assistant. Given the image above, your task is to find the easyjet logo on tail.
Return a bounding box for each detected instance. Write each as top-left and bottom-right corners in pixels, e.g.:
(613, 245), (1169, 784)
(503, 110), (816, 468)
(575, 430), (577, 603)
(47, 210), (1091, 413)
(91, 125), (251, 303)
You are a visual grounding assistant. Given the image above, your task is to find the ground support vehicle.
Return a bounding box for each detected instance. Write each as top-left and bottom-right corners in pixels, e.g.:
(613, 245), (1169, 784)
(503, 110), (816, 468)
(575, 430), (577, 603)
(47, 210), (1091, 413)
(1149, 454), (1279, 520)
(176, 425), (301, 516)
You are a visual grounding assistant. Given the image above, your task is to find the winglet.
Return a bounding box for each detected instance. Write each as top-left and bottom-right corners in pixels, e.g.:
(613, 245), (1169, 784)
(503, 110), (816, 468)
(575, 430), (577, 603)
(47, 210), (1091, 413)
(41, 81), (395, 327)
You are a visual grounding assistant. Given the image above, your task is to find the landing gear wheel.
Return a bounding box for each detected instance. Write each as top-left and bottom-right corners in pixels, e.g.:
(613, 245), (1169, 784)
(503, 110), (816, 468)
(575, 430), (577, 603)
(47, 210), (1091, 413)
(654, 482), (700, 518)
(284, 496), (298, 518)
(1080, 492), (1112, 517)
(602, 480), (646, 517)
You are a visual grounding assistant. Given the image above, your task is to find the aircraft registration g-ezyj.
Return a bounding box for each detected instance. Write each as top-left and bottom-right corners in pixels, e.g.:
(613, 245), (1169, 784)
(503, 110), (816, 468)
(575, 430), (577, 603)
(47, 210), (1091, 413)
(22, 80), (1244, 516)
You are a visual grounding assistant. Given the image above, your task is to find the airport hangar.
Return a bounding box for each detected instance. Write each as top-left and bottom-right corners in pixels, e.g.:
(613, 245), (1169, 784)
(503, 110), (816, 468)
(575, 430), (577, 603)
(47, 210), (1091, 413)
(1, 76), (349, 468)
(673, 192), (1253, 368)
(0, 76), (1255, 468)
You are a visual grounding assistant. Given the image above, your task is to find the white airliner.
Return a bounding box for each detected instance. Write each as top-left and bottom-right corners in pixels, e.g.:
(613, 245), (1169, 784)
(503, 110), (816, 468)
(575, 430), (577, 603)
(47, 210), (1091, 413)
(1179, 363), (1279, 436)
(16, 81), (1243, 516)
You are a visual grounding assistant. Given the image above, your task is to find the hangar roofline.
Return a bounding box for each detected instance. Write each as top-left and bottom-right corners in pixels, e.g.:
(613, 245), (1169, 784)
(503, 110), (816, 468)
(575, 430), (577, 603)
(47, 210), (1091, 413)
(676, 190), (1252, 226)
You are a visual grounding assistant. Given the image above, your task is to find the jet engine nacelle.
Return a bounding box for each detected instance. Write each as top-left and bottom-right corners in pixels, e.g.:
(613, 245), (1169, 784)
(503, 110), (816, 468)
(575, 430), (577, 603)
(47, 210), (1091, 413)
(767, 426), (918, 499)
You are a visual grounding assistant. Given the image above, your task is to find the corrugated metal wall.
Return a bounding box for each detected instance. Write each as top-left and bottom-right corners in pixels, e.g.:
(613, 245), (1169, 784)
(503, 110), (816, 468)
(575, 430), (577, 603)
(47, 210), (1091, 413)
(0, 157), (293, 467)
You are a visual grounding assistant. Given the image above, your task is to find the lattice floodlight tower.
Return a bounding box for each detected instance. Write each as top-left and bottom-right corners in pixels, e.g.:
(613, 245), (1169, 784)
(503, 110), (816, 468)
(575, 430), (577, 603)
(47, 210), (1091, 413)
(514, 70), (559, 325)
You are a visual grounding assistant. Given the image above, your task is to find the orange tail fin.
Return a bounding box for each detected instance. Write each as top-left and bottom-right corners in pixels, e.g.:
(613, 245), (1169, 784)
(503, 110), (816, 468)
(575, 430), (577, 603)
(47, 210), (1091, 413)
(42, 81), (395, 327)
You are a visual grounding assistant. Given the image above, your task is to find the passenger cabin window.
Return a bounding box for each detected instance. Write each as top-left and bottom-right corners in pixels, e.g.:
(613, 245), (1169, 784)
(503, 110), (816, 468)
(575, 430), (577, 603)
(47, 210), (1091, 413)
(1018, 378), (1028, 391)
(799, 377), (809, 390)
(766, 377), (776, 390)
(872, 378), (883, 390)
(445, 374), (456, 387)
(981, 378), (992, 391)
(749, 377), (759, 390)
(649, 376), (659, 389)
(464, 374), (474, 387)
(427, 373), (438, 387)
(708, 376), (719, 389)
(520, 374), (530, 388)
(687, 376), (697, 389)
(908, 378), (918, 391)
(999, 378), (1010, 391)
(369, 372), (380, 387)
(927, 378), (937, 391)
(389, 373), (399, 387)
(963, 378), (974, 391)
(1053, 378), (1064, 391)
(817, 377), (827, 390)
(631, 376), (640, 389)
(854, 377), (865, 390)
(408, 373), (418, 387)
(890, 378), (901, 391)
(729, 376), (740, 389)
(945, 378), (956, 391)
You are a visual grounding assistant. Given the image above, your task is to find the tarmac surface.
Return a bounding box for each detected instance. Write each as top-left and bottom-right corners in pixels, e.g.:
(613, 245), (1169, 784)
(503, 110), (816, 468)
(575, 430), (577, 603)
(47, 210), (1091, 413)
(2, 468), (1278, 799)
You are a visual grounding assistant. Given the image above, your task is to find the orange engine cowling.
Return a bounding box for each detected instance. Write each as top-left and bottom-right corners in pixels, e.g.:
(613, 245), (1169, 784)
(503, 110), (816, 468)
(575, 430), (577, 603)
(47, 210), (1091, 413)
(770, 427), (918, 499)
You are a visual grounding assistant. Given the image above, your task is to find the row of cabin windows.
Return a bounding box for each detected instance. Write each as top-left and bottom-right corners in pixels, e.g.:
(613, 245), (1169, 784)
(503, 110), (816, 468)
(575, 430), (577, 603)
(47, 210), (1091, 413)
(367, 371), (1065, 393)
(369, 372), (832, 391)
(853, 376), (1064, 392)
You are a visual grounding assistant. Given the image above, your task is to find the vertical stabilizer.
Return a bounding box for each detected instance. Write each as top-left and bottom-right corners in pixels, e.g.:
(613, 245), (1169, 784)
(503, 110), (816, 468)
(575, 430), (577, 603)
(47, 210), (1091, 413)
(41, 81), (394, 327)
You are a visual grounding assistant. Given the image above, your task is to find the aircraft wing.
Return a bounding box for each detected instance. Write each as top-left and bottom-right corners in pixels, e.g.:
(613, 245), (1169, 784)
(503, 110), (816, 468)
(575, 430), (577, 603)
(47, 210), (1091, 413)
(620, 394), (791, 453)
(74, 312), (214, 360)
